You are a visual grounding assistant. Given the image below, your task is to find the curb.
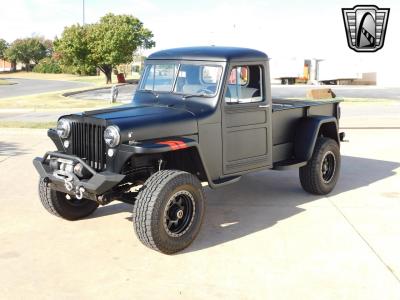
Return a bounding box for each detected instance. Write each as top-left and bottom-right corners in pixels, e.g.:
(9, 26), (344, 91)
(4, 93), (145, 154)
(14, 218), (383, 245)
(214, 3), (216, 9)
(62, 80), (139, 97)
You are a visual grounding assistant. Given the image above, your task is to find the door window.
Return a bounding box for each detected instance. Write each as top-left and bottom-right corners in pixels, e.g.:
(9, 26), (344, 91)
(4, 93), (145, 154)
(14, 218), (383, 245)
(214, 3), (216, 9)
(225, 65), (263, 104)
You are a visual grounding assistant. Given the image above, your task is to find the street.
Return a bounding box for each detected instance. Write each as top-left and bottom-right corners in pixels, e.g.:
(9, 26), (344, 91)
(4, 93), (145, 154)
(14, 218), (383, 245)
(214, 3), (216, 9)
(0, 110), (399, 299)
(0, 78), (92, 99)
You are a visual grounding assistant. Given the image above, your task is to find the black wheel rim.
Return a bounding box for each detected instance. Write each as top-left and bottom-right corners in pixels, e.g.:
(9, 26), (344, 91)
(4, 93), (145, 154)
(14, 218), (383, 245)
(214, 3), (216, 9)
(163, 190), (196, 237)
(321, 151), (336, 183)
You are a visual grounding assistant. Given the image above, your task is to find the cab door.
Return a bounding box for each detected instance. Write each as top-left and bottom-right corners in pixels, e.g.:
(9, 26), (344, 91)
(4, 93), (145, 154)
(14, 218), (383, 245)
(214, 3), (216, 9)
(221, 63), (272, 175)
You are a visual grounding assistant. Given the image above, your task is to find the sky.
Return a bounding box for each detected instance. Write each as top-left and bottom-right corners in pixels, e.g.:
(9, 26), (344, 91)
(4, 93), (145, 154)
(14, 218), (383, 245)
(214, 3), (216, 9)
(1, 0), (399, 79)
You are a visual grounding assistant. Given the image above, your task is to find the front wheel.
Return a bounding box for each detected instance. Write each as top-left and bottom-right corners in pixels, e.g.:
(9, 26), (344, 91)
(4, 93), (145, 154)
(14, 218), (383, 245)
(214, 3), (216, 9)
(38, 178), (99, 220)
(299, 137), (341, 195)
(133, 170), (205, 254)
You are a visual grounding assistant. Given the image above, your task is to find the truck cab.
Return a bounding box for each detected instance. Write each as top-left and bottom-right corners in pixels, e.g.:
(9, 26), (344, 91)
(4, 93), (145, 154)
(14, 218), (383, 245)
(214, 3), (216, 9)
(34, 46), (343, 254)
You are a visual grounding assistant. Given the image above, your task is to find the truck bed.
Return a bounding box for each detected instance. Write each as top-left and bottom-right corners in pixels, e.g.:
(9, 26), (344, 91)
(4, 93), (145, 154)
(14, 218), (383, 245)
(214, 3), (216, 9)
(271, 98), (341, 163)
(272, 98), (341, 112)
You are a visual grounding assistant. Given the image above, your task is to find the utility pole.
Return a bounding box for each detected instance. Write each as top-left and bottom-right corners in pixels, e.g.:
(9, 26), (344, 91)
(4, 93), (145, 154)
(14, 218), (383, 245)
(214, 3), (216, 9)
(82, 0), (85, 25)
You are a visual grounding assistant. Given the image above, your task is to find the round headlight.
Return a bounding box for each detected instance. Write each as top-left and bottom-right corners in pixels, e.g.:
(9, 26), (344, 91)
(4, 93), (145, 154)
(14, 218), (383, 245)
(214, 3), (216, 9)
(57, 118), (71, 138)
(104, 125), (120, 147)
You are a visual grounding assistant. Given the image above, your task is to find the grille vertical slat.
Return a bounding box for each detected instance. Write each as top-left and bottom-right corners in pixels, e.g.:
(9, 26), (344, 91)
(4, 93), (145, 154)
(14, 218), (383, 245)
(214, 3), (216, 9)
(80, 123), (83, 158)
(83, 123), (86, 159)
(71, 121), (106, 171)
(91, 124), (95, 168)
(94, 125), (99, 169)
(99, 127), (104, 170)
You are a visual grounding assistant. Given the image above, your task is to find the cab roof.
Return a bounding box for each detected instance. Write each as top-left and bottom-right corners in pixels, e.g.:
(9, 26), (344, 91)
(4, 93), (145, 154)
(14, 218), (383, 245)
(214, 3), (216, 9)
(147, 46), (268, 62)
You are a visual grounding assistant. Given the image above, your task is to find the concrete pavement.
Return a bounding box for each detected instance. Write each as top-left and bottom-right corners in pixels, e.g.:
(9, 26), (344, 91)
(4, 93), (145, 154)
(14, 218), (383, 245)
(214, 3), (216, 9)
(0, 124), (400, 298)
(0, 78), (92, 99)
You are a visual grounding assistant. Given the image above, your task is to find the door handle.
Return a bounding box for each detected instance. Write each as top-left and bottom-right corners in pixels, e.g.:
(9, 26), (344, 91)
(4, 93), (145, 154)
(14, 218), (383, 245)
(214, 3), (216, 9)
(258, 104), (270, 108)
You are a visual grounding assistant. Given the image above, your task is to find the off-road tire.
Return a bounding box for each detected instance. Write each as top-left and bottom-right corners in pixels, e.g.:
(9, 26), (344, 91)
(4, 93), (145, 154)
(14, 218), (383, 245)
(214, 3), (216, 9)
(133, 170), (205, 254)
(299, 137), (340, 195)
(38, 178), (99, 220)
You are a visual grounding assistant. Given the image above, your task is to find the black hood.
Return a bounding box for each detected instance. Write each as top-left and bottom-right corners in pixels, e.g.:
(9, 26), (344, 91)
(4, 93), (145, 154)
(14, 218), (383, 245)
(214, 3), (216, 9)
(82, 104), (198, 141)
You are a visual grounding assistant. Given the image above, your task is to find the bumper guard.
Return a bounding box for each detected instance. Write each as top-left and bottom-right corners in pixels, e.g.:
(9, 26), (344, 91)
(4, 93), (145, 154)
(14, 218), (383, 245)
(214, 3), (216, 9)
(33, 151), (125, 199)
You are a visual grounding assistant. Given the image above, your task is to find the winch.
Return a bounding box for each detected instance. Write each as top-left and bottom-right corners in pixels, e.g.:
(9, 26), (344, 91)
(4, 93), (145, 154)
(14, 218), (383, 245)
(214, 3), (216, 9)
(50, 157), (87, 199)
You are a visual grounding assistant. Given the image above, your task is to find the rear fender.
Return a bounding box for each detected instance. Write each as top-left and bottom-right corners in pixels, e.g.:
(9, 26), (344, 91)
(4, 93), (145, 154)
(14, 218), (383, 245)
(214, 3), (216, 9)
(294, 116), (339, 161)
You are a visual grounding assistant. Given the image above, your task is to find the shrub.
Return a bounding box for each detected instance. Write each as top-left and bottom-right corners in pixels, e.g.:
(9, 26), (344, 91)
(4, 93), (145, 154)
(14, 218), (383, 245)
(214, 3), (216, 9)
(75, 64), (97, 76)
(58, 64), (74, 74)
(33, 57), (62, 73)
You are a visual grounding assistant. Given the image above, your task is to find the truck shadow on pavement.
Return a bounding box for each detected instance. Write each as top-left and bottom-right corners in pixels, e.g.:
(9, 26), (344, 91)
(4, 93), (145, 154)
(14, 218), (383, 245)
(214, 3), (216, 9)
(89, 155), (399, 253)
(187, 155), (400, 253)
(0, 141), (27, 157)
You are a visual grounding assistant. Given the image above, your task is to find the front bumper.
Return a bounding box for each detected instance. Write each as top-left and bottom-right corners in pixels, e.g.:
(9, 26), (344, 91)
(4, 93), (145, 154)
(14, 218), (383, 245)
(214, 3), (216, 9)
(33, 151), (125, 200)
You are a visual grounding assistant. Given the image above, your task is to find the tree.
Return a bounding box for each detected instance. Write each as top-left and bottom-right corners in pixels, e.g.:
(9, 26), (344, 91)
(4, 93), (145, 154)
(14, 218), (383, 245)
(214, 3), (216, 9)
(55, 14), (155, 83)
(0, 39), (8, 60)
(53, 25), (94, 76)
(5, 38), (48, 71)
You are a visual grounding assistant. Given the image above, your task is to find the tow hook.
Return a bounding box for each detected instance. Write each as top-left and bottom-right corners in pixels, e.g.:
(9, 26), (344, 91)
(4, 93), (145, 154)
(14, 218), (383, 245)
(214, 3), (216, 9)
(53, 169), (84, 199)
(64, 176), (74, 191)
(53, 170), (75, 191)
(75, 186), (85, 200)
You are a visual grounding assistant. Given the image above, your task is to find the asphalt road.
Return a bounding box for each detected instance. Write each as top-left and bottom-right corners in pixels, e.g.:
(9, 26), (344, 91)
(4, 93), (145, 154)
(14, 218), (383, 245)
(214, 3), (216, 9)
(0, 124), (399, 299)
(70, 84), (400, 102)
(0, 78), (92, 99)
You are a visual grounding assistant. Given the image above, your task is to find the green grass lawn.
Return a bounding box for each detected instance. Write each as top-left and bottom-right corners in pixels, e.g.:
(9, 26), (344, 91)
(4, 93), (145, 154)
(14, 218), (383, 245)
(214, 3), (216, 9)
(286, 97), (397, 104)
(341, 97), (397, 103)
(0, 121), (56, 129)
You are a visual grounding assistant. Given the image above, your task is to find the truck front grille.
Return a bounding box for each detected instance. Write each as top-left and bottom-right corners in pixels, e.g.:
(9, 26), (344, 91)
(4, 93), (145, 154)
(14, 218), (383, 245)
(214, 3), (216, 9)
(71, 122), (106, 171)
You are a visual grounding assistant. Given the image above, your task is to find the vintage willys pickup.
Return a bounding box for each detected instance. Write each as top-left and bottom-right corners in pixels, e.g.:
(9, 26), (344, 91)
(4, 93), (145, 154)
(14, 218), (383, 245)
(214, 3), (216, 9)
(33, 47), (344, 254)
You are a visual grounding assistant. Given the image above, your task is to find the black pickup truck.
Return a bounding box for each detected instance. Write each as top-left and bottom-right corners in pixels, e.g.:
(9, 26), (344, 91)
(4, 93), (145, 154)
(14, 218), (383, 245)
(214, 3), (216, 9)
(34, 47), (344, 254)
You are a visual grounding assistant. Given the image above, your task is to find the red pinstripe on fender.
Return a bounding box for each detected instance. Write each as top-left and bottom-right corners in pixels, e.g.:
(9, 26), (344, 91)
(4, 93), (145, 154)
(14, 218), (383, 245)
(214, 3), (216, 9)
(157, 140), (188, 151)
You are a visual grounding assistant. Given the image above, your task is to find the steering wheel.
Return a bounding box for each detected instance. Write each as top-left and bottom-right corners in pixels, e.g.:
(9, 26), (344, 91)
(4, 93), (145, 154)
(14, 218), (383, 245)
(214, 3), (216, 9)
(196, 88), (214, 95)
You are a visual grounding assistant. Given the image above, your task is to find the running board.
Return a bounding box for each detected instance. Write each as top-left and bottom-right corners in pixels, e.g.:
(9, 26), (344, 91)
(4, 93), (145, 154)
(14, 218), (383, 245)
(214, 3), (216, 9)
(205, 176), (241, 188)
(273, 160), (307, 170)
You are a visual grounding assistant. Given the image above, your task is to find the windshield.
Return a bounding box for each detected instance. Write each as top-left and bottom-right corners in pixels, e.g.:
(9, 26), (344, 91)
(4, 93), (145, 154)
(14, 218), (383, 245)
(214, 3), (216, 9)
(138, 63), (223, 97)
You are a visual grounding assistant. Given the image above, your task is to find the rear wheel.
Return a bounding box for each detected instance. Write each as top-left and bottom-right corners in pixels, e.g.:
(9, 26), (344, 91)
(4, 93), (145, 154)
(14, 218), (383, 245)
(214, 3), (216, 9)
(133, 170), (205, 254)
(38, 178), (99, 220)
(299, 137), (340, 195)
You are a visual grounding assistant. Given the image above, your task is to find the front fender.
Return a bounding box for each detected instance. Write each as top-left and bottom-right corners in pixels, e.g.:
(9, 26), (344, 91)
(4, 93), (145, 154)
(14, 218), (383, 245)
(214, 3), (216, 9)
(111, 137), (199, 173)
(124, 137), (197, 154)
(48, 128), (65, 152)
(118, 137), (226, 189)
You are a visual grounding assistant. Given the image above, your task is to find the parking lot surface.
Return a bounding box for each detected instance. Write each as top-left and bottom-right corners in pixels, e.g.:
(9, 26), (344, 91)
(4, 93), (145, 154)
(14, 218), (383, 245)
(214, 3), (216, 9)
(0, 124), (399, 299)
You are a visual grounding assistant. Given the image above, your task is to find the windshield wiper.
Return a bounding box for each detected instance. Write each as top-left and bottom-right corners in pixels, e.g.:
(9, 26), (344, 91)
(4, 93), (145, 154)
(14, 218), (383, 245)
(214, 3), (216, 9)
(139, 89), (159, 98)
(181, 93), (209, 99)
